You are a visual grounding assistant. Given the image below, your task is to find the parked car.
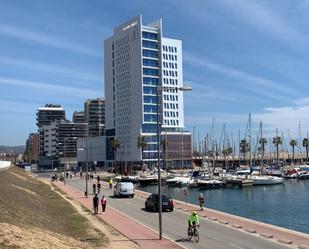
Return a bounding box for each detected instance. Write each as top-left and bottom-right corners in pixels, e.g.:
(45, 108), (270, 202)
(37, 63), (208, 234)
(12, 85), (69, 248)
(145, 194), (174, 212)
(114, 182), (134, 198)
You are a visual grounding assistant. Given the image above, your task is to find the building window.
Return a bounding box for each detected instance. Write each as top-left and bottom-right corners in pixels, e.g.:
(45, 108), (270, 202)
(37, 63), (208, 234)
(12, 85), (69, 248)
(142, 31), (158, 40)
(143, 68), (159, 76)
(142, 40), (158, 49)
(143, 49), (158, 58)
(143, 77), (158, 86)
(143, 59), (158, 67)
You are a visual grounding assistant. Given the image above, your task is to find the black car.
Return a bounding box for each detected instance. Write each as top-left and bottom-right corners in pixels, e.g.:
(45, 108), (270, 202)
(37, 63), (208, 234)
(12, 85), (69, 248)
(145, 194), (174, 212)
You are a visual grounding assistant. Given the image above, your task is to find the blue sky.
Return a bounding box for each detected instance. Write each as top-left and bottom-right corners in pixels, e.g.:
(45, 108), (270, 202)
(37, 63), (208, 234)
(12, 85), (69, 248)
(1, 0), (309, 146)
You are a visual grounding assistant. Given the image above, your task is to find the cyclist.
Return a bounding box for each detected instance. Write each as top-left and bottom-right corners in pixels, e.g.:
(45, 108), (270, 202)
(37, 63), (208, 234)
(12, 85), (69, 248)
(188, 211), (200, 232)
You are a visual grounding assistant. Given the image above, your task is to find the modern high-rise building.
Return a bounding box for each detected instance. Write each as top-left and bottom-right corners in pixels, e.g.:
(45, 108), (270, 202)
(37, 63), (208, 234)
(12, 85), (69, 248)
(36, 104), (66, 128)
(39, 120), (87, 167)
(84, 98), (105, 137)
(104, 16), (191, 167)
(73, 111), (85, 124)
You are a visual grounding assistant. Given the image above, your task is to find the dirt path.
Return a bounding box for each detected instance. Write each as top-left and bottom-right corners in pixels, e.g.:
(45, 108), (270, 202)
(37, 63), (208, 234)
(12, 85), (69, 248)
(48, 181), (139, 249)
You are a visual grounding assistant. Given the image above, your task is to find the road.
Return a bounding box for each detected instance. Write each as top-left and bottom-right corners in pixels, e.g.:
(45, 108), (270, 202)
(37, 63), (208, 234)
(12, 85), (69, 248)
(53, 176), (292, 249)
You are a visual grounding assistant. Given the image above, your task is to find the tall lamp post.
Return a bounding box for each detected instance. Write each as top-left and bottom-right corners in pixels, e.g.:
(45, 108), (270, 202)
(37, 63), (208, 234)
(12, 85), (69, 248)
(156, 85), (192, 240)
(78, 136), (89, 197)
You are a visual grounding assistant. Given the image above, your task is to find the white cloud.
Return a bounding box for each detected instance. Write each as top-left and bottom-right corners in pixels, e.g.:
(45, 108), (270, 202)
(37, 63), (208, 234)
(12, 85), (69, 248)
(0, 56), (102, 83)
(0, 25), (99, 56)
(184, 53), (302, 100)
(0, 77), (100, 98)
(220, 0), (307, 43)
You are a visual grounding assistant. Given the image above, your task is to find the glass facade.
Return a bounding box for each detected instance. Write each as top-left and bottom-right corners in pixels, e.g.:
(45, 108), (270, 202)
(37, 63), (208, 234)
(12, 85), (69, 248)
(142, 49), (158, 58)
(142, 40), (158, 49)
(142, 31), (158, 40)
(143, 86), (156, 95)
(143, 77), (158, 86)
(143, 59), (159, 67)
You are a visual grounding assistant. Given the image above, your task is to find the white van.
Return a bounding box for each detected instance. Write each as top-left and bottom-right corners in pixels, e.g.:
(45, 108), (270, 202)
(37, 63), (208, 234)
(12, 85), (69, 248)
(114, 182), (134, 198)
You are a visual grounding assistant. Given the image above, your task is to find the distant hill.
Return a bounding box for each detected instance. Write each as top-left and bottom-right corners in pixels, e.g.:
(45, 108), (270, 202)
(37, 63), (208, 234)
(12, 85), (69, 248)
(0, 145), (25, 154)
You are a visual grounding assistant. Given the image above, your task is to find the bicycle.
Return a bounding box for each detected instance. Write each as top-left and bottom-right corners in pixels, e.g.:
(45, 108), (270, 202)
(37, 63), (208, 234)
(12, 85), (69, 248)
(187, 224), (199, 243)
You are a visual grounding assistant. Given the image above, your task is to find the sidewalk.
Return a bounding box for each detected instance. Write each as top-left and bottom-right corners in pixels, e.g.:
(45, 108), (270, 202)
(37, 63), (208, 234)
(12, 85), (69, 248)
(53, 181), (182, 249)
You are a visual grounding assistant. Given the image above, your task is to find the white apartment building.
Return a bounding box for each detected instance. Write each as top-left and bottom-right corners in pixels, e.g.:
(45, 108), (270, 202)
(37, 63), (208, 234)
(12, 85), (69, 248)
(104, 15), (191, 167)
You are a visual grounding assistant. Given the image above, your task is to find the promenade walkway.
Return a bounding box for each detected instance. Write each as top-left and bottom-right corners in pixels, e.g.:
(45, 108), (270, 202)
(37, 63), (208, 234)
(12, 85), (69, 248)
(50, 176), (309, 249)
(53, 180), (182, 249)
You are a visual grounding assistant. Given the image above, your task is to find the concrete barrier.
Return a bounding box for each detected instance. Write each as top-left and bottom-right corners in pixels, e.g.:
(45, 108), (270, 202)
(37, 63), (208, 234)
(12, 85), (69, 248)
(277, 239), (293, 245)
(245, 228), (256, 233)
(208, 217), (217, 221)
(231, 224), (242, 229)
(0, 161), (11, 169)
(260, 233), (273, 239)
(219, 220), (229, 225)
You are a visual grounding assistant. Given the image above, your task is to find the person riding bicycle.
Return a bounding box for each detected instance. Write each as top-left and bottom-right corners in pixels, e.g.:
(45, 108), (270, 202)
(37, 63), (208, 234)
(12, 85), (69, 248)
(188, 211), (200, 231)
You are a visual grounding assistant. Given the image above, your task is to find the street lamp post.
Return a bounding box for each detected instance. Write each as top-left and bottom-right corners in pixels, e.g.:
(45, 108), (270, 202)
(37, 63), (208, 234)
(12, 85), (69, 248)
(156, 85), (192, 240)
(85, 136), (89, 197)
(78, 136), (89, 198)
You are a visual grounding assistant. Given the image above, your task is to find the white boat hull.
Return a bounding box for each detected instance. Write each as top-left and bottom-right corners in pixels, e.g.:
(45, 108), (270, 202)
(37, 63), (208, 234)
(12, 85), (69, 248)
(252, 176), (284, 185)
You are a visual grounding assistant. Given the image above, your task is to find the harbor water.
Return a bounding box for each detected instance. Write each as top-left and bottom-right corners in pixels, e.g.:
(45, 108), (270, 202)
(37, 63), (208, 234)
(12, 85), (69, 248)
(138, 179), (309, 234)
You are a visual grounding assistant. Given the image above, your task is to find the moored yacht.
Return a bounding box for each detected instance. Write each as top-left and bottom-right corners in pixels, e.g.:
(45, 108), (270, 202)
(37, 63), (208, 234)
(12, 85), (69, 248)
(251, 175), (284, 185)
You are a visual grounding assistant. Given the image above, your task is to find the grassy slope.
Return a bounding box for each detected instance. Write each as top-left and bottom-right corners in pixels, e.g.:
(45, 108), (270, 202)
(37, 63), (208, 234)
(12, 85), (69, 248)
(0, 166), (107, 247)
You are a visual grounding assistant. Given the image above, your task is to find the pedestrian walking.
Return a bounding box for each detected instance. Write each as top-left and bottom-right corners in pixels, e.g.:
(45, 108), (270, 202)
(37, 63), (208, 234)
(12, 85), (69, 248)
(97, 182), (101, 194)
(92, 183), (97, 195)
(199, 193), (205, 211)
(108, 178), (113, 189)
(93, 194), (99, 214)
(101, 195), (107, 213)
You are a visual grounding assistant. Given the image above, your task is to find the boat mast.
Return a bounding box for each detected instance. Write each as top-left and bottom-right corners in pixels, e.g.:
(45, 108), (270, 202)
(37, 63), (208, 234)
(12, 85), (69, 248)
(299, 120), (302, 164)
(249, 113), (252, 166)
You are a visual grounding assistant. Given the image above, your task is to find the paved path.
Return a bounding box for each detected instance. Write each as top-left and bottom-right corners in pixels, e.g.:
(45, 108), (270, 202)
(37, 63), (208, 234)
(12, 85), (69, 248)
(49, 176), (309, 249)
(52, 179), (181, 249)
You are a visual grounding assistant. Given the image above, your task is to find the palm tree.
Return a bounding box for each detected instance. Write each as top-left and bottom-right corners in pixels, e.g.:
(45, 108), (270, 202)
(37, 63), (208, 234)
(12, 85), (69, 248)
(272, 136), (282, 166)
(111, 138), (120, 173)
(303, 138), (309, 163)
(161, 137), (168, 170)
(290, 139), (297, 164)
(137, 136), (147, 171)
(259, 137), (267, 166)
(222, 147), (233, 170)
(239, 139), (249, 164)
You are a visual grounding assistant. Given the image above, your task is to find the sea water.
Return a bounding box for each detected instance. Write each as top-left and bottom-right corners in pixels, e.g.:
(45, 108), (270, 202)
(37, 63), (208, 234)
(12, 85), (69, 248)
(138, 179), (309, 234)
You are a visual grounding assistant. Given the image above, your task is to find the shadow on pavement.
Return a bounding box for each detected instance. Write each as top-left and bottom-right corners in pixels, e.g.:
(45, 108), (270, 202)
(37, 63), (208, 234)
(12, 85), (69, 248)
(175, 238), (192, 243)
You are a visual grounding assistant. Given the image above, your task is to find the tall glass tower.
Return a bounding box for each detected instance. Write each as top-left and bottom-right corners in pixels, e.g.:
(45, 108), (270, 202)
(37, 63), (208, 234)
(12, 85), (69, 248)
(104, 16), (191, 168)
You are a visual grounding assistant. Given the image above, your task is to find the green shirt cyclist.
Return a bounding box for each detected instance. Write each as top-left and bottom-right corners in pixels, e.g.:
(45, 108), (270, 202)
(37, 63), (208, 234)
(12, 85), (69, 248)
(188, 211), (200, 229)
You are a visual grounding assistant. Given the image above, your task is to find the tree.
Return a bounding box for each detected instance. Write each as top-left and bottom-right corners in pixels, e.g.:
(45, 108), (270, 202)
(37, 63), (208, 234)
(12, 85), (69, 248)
(259, 137), (267, 165)
(303, 138), (309, 163)
(111, 138), (120, 173)
(222, 147), (233, 157)
(137, 136), (147, 171)
(239, 139), (249, 163)
(272, 136), (282, 166)
(290, 139), (297, 163)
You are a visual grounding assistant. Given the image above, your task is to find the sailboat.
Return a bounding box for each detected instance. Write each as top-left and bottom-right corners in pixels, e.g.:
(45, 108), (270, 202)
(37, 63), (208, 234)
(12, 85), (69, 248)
(252, 123), (284, 185)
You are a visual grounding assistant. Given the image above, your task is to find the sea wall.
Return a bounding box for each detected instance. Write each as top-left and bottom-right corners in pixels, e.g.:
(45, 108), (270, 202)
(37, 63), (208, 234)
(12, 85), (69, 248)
(0, 161), (11, 169)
